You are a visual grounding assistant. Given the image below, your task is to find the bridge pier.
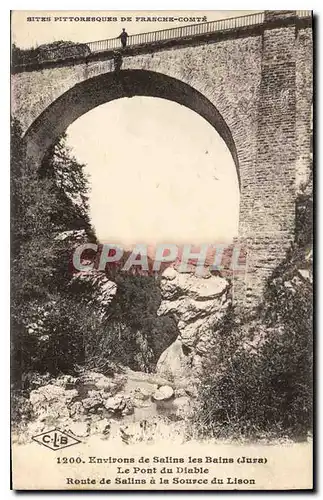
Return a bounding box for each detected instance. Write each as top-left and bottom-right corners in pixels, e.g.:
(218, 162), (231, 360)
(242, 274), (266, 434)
(234, 10), (311, 309)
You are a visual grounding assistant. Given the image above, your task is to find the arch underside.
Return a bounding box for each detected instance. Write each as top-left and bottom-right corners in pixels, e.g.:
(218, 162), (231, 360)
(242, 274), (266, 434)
(24, 69), (240, 185)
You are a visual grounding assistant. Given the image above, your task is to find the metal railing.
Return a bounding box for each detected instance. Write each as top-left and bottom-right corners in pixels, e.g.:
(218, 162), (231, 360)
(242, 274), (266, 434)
(296, 10), (312, 18)
(13, 10), (312, 67)
(87, 12), (265, 53)
(87, 11), (314, 53)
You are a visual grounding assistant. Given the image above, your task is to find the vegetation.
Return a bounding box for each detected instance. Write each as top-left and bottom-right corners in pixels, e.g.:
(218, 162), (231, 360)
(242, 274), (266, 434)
(194, 184), (313, 441)
(11, 118), (176, 393)
(11, 116), (313, 441)
(11, 119), (95, 383)
(11, 41), (90, 67)
(87, 273), (178, 373)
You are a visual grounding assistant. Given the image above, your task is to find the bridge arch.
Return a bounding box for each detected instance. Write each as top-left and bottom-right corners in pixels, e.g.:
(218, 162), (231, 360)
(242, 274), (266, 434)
(23, 69), (240, 186)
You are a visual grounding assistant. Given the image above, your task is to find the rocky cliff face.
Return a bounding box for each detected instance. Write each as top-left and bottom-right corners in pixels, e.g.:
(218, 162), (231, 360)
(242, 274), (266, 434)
(156, 267), (231, 383)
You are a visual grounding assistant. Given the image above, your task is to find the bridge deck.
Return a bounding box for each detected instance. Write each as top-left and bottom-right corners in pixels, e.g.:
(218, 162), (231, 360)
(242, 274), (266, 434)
(12, 10), (312, 71)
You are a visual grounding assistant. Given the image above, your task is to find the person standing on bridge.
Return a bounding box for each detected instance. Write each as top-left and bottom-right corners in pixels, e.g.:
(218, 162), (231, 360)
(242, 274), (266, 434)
(118, 28), (129, 48)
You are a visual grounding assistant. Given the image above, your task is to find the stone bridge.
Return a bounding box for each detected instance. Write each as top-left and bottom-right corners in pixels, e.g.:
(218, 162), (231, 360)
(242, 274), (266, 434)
(11, 10), (313, 308)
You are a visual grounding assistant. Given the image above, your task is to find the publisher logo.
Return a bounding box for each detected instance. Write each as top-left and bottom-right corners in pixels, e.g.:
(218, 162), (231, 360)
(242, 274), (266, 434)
(32, 428), (81, 450)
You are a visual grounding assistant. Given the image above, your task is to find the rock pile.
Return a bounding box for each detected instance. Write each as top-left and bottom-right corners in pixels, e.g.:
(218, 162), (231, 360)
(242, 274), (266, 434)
(19, 369), (192, 443)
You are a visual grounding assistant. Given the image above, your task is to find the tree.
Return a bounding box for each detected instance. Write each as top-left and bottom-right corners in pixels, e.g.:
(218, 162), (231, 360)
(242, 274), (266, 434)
(11, 118), (58, 381)
(11, 118), (177, 386)
(11, 120), (97, 383)
(40, 134), (94, 237)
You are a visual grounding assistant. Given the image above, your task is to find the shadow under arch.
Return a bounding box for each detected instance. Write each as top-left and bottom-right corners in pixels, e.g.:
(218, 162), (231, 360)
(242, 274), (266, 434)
(24, 69), (240, 187)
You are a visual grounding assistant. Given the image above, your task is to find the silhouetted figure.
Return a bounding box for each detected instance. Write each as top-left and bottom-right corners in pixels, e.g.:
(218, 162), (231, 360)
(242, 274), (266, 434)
(118, 28), (129, 48)
(113, 51), (122, 71)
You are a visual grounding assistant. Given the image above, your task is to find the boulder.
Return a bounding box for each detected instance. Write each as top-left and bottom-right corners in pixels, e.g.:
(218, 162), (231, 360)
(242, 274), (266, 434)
(156, 339), (190, 381)
(82, 393), (104, 412)
(158, 269), (230, 348)
(152, 385), (174, 402)
(157, 267), (231, 381)
(104, 395), (126, 411)
(103, 394), (134, 416)
(29, 385), (78, 420)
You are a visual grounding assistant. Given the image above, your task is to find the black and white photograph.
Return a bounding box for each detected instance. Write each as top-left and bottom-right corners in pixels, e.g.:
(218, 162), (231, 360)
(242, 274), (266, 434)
(10, 9), (313, 490)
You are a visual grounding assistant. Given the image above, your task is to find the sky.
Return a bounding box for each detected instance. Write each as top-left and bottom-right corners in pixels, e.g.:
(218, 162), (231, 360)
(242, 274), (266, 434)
(66, 97), (239, 246)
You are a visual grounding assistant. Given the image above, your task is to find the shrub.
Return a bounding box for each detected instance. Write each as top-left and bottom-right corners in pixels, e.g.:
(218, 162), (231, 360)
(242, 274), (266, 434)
(196, 319), (312, 440)
(194, 250), (313, 441)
